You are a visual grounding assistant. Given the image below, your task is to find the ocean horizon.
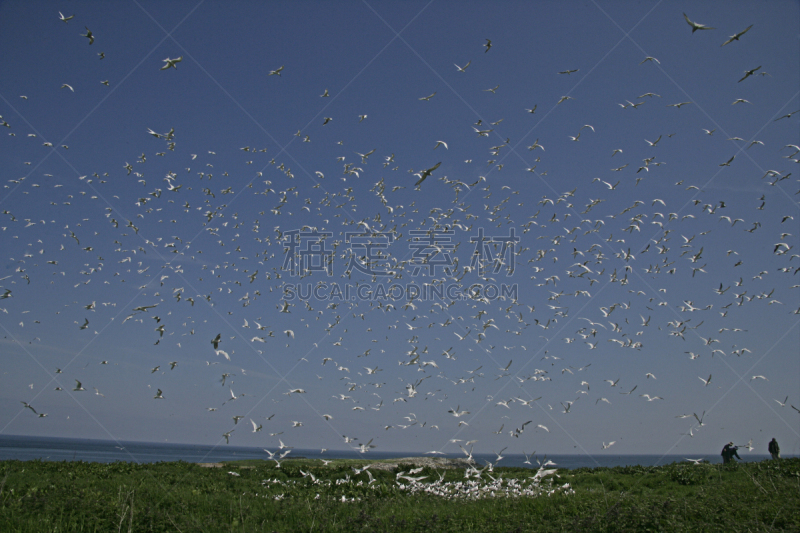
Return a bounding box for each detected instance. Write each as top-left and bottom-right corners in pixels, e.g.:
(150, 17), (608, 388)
(0, 434), (783, 470)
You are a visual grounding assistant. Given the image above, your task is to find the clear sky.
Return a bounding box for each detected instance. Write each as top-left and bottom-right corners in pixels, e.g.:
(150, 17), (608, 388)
(0, 1), (798, 462)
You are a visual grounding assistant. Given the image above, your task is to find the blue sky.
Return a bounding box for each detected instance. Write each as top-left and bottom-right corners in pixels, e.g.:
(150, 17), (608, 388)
(0, 0), (798, 462)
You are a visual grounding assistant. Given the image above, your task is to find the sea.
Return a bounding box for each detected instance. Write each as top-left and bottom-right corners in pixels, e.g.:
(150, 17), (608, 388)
(0, 434), (781, 469)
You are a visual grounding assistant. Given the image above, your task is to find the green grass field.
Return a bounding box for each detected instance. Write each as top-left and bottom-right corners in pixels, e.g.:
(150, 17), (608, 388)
(0, 457), (797, 532)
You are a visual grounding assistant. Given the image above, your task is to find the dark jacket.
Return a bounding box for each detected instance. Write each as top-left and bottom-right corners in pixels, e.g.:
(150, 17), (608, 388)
(721, 444), (740, 461)
(768, 439), (780, 455)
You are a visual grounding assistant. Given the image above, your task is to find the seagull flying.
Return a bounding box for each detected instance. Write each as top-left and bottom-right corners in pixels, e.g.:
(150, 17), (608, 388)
(414, 162), (441, 187)
(722, 25), (753, 46)
(161, 57), (183, 70)
(683, 13), (715, 33)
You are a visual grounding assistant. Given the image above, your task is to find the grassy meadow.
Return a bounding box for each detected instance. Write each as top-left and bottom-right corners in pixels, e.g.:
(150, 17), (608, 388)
(0, 457), (798, 532)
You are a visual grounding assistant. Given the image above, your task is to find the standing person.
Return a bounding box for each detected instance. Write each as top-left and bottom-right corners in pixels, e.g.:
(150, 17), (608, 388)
(768, 438), (781, 460)
(721, 442), (741, 464)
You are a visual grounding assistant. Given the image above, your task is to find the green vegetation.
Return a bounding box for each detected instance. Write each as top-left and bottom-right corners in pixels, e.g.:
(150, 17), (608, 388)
(0, 458), (798, 532)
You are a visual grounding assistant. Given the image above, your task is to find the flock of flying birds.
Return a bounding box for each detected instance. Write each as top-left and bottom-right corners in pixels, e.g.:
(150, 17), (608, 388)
(3, 9), (799, 465)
